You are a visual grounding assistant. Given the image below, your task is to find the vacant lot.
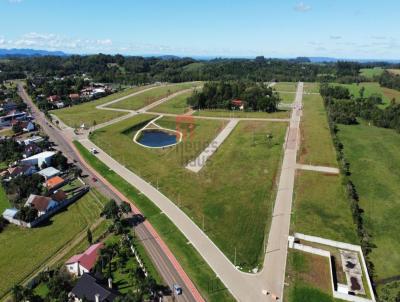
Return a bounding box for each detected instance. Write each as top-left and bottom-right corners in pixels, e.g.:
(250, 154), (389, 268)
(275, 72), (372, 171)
(303, 82), (320, 93)
(299, 93), (338, 167)
(292, 171), (358, 244)
(74, 141), (235, 302)
(0, 190), (107, 298)
(51, 86), (150, 127)
(192, 109), (289, 119)
(387, 68), (400, 75)
(274, 82), (298, 92)
(285, 250), (337, 302)
(108, 82), (199, 111)
(279, 92), (296, 104)
(151, 90), (193, 114)
(338, 123), (400, 281)
(91, 114), (286, 270)
(360, 67), (384, 79)
(338, 82), (400, 107)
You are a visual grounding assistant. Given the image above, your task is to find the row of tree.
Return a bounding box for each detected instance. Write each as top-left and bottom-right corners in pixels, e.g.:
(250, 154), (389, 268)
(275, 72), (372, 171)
(379, 70), (400, 91)
(187, 81), (280, 112)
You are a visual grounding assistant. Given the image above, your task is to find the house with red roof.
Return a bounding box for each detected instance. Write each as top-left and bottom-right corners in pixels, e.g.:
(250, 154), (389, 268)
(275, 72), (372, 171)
(231, 98), (245, 110)
(66, 243), (104, 276)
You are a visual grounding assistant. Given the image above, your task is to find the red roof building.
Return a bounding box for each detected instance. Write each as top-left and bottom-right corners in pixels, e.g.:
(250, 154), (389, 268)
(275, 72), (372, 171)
(47, 95), (60, 103)
(66, 243), (104, 276)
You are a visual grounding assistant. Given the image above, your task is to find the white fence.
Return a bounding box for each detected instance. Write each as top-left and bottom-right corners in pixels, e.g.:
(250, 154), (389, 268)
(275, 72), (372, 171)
(289, 233), (376, 302)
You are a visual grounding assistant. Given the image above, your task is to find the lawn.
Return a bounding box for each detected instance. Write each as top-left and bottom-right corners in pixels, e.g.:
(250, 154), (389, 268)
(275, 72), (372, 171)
(89, 114), (286, 270)
(291, 171), (358, 244)
(299, 93), (338, 167)
(285, 250), (338, 302)
(337, 122), (400, 281)
(192, 109), (289, 119)
(0, 190), (107, 298)
(360, 67), (384, 80)
(279, 92), (296, 104)
(0, 185), (10, 214)
(51, 86), (150, 128)
(151, 90), (193, 114)
(337, 82), (400, 107)
(74, 141), (235, 302)
(274, 82), (298, 92)
(108, 82), (200, 111)
(0, 128), (14, 137)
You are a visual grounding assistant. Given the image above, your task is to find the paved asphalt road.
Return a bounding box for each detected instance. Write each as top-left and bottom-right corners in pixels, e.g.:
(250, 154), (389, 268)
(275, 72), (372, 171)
(17, 84), (200, 302)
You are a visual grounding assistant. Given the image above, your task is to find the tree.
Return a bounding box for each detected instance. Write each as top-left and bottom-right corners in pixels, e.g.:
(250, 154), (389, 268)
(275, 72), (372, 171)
(101, 199), (120, 220)
(12, 123), (23, 134)
(87, 228), (93, 245)
(12, 284), (23, 302)
(120, 202), (131, 214)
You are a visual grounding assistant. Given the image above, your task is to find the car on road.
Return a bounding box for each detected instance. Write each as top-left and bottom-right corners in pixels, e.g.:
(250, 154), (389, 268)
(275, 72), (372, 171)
(92, 177), (98, 182)
(173, 284), (182, 295)
(90, 148), (99, 154)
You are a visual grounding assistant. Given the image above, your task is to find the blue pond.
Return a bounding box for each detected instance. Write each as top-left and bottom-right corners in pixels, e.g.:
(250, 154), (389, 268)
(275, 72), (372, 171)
(138, 130), (177, 147)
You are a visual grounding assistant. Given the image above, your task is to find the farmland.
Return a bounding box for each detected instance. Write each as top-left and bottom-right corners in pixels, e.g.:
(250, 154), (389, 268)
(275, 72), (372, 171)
(90, 114), (286, 270)
(337, 122), (400, 281)
(108, 82), (200, 111)
(360, 67), (384, 79)
(51, 86), (150, 127)
(0, 189), (107, 298)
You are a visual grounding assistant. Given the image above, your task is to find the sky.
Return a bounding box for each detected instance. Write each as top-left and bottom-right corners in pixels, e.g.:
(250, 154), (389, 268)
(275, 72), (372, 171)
(0, 0), (399, 59)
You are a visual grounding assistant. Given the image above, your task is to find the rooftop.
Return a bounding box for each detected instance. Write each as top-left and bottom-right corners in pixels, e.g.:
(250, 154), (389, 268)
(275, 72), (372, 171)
(71, 273), (118, 302)
(66, 243), (104, 271)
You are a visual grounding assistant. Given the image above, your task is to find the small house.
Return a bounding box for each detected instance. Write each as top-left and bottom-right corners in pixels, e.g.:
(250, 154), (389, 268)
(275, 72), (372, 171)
(47, 95), (60, 103)
(69, 93), (80, 102)
(25, 194), (58, 216)
(2, 208), (18, 221)
(66, 243), (104, 276)
(231, 99), (245, 110)
(69, 273), (118, 302)
(37, 166), (61, 180)
(21, 151), (55, 168)
(45, 176), (66, 190)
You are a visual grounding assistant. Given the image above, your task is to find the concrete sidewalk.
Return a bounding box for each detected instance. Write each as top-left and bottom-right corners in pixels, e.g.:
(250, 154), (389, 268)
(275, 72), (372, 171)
(296, 164), (340, 174)
(186, 119), (238, 173)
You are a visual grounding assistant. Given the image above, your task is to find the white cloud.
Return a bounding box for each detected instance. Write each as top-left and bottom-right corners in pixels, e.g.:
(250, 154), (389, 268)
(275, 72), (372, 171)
(7, 0), (23, 3)
(330, 35), (342, 40)
(96, 39), (112, 46)
(294, 2), (311, 12)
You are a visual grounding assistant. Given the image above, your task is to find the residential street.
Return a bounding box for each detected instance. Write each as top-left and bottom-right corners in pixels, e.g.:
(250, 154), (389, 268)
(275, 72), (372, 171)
(17, 83), (202, 302)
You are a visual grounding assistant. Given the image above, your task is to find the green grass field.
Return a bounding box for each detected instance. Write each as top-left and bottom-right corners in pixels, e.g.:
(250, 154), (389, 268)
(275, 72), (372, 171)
(0, 185), (11, 214)
(337, 82), (400, 107)
(299, 93), (338, 167)
(0, 190), (107, 298)
(337, 122), (400, 281)
(303, 82), (320, 93)
(279, 92), (296, 104)
(291, 170), (358, 243)
(151, 90), (193, 114)
(192, 109), (289, 119)
(51, 86), (150, 128)
(360, 67), (385, 80)
(274, 82), (298, 92)
(74, 141), (235, 302)
(108, 82), (199, 111)
(285, 250), (339, 302)
(90, 114), (286, 270)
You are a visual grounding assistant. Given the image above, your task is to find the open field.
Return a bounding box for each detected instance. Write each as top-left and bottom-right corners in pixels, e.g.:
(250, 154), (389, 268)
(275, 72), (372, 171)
(387, 68), (400, 75)
(360, 67), (385, 79)
(303, 82), (320, 93)
(337, 82), (400, 107)
(274, 82), (298, 92)
(51, 86), (150, 127)
(0, 189), (107, 298)
(0, 128), (14, 137)
(74, 141), (235, 302)
(299, 93), (338, 167)
(279, 92), (296, 104)
(151, 90), (193, 114)
(292, 171), (358, 244)
(337, 122), (400, 281)
(90, 114), (286, 270)
(108, 82), (199, 111)
(285, 250), (338, 302)
(0, 185), (10, 214)
(192, 109), (289, 119)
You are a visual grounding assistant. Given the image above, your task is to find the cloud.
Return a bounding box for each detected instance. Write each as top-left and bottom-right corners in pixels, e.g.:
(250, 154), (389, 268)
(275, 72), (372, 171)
(330, 35), (342, 40)
(294, 2), (311, 12)
(7, 0), (23, 3)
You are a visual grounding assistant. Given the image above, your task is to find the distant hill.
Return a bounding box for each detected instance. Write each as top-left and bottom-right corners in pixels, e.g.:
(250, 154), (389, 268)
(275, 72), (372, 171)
(0, 48), (67, 57)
